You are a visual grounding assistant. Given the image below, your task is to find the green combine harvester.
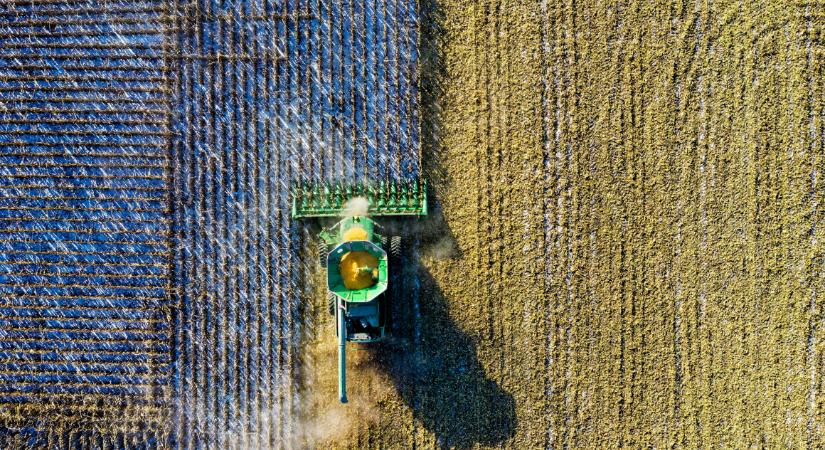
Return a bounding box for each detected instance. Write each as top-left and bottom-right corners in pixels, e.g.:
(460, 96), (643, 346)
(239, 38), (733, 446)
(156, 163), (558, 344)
(292, 181), (427, 403)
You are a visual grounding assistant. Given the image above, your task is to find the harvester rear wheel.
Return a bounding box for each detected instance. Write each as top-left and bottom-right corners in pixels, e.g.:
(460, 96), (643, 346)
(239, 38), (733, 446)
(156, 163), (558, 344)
(318, 242), (328, 268)
(390, 236), (402, 259)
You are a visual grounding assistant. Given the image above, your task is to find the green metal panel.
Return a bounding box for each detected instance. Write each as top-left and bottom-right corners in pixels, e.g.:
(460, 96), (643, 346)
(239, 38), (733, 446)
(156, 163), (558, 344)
(327, 240), (388, 303)
(292, 180), (427, 218)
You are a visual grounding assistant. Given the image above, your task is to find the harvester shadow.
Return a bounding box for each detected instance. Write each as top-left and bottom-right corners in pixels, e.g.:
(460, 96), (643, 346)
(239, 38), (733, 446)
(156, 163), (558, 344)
(374, 260), (516, 448)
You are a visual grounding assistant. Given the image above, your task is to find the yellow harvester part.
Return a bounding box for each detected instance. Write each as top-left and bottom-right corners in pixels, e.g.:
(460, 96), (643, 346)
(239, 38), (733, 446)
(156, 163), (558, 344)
(339, 251), (378, 290)
(342, 226), (369, 241)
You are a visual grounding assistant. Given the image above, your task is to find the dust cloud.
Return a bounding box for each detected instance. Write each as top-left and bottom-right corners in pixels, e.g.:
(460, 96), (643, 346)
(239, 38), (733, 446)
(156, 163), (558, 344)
(342, 197), (370, 217)
(293, 305), (392, 448)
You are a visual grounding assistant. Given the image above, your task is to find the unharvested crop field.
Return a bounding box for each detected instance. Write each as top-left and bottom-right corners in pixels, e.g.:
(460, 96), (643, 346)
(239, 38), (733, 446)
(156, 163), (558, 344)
(301, 0), (825, 448)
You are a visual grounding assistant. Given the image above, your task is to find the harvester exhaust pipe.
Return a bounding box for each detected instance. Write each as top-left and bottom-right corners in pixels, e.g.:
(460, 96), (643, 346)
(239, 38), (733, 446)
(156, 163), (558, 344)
(337, 297), (348, 403)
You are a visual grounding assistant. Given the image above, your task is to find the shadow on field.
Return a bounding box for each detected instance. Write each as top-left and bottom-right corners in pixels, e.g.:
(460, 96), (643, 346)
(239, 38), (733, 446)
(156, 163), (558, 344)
(376, 259), (516, 449)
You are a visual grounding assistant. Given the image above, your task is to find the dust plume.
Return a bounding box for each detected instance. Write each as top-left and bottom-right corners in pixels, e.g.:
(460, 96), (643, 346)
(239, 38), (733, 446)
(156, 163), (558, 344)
(293, 290), (393, 448)
(342, 196), (370, 217)
(423, 235), (458, 260)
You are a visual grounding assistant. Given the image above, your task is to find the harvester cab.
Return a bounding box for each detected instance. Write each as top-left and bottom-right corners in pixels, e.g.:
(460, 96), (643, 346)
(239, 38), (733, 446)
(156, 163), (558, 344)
(292, 181), (427, 403)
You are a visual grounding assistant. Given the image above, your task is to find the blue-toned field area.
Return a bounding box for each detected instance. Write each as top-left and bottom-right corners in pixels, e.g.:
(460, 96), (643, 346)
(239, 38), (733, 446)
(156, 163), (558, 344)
(0, 0), (419, 447)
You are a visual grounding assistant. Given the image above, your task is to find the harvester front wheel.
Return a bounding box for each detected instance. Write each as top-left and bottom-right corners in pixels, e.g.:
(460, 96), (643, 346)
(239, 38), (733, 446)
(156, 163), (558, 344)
(390, 236), (402, 259)
(318, 242), (328, 268)
(327, 291), (336, 316)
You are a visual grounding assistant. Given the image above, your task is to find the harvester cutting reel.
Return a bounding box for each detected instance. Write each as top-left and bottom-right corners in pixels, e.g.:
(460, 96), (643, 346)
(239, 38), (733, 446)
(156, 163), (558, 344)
(291, 180), (427, 218)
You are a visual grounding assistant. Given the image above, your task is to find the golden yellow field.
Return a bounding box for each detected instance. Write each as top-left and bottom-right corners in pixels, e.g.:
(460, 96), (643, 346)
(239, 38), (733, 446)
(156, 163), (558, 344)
(298, 0), (825, 448)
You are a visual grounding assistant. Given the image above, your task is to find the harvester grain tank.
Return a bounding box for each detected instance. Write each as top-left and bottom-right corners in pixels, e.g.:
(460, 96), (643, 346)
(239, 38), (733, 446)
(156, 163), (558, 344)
(292, 181), (427, 403)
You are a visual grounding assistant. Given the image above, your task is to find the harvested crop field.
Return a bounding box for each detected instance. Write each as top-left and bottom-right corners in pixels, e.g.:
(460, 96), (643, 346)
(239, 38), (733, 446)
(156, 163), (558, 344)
(0, 0), (824, 448)
(300, 0), (825, 448)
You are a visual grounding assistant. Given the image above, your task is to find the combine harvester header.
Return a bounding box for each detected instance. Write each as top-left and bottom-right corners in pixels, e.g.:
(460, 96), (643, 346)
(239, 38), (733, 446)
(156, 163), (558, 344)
(292, 180), (427, 218)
